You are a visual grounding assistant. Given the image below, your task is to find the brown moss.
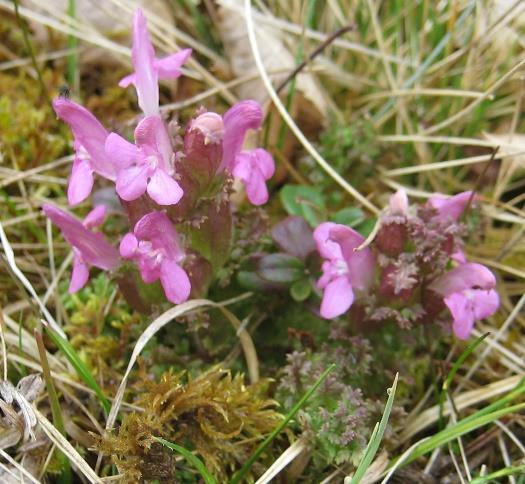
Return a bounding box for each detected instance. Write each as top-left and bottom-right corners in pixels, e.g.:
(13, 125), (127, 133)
(96, 368), (282, 481)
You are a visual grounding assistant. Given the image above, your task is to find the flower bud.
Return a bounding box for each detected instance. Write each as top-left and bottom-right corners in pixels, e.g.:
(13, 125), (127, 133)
(190, 112), (225, 145)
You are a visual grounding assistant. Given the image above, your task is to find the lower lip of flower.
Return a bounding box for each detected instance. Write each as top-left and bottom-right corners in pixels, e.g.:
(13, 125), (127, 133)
(334, 259), (349, 276)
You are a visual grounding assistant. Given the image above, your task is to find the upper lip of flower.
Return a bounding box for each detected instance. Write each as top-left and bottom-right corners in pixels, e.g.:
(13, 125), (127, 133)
(119, 8), (192, 117)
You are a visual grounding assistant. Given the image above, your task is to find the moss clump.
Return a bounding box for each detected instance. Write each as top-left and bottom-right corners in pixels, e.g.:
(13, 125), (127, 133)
(96, 368), (282, 481)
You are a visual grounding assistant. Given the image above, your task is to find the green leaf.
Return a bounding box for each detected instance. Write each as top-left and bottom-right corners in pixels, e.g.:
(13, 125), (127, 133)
(44, 326), (111, 414)
(290, 278), (312, 301)
(237, 271), (272, 290)
(333, 207), (364, 227)
(280, 185), (326, 227)
(231, 363), (336, 484)
(356, 218), (377, 238)
(258, 253), (304, 283)
(350, 373), (398, 484)
(154, 437), (216, 484)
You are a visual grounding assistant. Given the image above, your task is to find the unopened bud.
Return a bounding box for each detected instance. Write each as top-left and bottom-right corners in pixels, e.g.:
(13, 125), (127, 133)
(190, 112), (224, 145)
(388, 189), (409, 216)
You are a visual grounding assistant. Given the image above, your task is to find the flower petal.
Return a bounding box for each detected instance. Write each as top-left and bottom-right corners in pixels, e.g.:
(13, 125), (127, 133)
(313, 223), (342, 260)
(428, 191), (475, 222)
(52, 98), (115, 180)
(320, 275), (354, 319)
(115, 164), (149, 201)
(160, 258), (191, 304)
(329, 225), (375, 291)
(119, 233), (138, 258)
(69, 252), (89, 293)
(131, 9), (159, 116)
(221, 100), (263, 171)
(68, 158), (94, 206)
(105, 132), (140, 169)
(118, 73), (135, 88)
(251, 148), (275, 179)
(83, 205), (106, 229)
(147, 168), (184, 205)
(154, 48), (192, 79)
(444, 292), (475, 339)
(133, 211), (184, 261)
(134, 115), (173, 170)
(472, 289), (500, 320)
(232, 151), (269, 205)
(430, 262), (496, 296)
(138, 257), (160, 284)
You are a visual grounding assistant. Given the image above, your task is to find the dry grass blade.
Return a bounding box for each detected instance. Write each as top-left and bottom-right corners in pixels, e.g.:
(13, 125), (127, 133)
(0, 447), (40, 483)
(255, 437), (307, 484)
(0, 222), (66, 339)
(0, 0), (129, 56)
(220, 307), (259, 383)
(34, 407), (102, 483)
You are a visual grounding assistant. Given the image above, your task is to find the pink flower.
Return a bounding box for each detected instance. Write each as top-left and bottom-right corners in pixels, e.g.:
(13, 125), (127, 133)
(427, 191), (474, 222)
(314, 222), (375, 319)
(42, 203), (120, 293)
(106, 115), (183, 205)
(221, 101), (274, 205)
(120, 211), (191, 304)
(53, 98), (116, 206)
(119, 8), (191, 117)
(430, 262), (499, 339)
(232, 149), (275, 206)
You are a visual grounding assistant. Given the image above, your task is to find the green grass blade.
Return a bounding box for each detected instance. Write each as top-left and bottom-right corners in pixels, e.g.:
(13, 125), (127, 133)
(44, 325), (111, 414)
(155, 437), (216, 484)
(456, 377), (525, 426)
(470, 464), (525, 484)
(444, 333), (490, 393)
(231, 363), (336, 484)
(438, 332), (490, 426)
(405, 402), (525, 465)
(350, 373), (398, 484)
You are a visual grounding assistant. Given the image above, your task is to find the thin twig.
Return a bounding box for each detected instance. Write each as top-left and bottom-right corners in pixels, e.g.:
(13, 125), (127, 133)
(462, 146), (500, 220)
(275, 24), (354, 95)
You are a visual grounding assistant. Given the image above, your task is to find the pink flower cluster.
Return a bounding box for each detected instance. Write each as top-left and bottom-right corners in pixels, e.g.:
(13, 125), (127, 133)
(315, 190), (499, 339)
(45, 9), (274, 305)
